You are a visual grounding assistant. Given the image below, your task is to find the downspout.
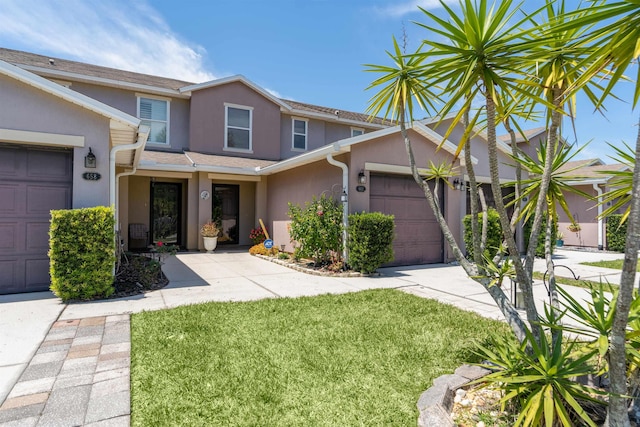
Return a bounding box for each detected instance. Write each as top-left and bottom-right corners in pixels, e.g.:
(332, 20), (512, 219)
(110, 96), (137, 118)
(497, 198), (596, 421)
(109, 126), (149, 273)
(593, 183), (604, 250)
(326, 151), (349, 265)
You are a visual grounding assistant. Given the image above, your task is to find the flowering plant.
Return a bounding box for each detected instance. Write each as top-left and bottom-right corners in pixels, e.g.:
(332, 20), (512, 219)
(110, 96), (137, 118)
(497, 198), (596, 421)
(249, 227), (267, 245)
(200, 221), (219, 237)
(150, 241), (178, 267)
(567, 222), (581, 233)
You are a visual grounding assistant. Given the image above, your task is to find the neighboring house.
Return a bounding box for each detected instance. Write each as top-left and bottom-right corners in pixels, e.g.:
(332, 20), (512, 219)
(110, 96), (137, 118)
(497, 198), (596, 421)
(556, 159), (629, 250)
(0, 47), (517, 295)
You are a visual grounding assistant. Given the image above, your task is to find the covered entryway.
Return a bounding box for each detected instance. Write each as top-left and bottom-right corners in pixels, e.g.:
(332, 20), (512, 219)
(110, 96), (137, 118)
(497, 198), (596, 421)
(370, 174), (444, 266)
(0, 145), (72, 294)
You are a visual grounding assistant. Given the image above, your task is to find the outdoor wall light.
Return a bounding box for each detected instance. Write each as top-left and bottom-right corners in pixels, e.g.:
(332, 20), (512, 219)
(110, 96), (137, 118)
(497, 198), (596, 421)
(340, 190), (348, 203)
(84, 147), (97, 168)
(358, 170), (367, 185)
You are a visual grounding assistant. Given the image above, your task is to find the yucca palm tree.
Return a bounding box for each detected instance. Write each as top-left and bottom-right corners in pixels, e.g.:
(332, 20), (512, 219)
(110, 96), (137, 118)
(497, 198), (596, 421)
(564, 2), (640, 424)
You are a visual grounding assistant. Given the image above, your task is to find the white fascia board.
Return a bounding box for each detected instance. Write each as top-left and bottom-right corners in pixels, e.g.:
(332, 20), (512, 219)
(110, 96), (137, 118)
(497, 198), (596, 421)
(18, 64), (188, 99)
(412, 122), (478, 165)
(180, 75), (292, 110)
(137, 162), (197, 173)
(0, 60), (141, 129)
(195, 164), (260, 175)
(418, 111), (458, 126)
(0, 128), (84, 147)
(564, 178), (609, 186)
(464, 175), (514, 185)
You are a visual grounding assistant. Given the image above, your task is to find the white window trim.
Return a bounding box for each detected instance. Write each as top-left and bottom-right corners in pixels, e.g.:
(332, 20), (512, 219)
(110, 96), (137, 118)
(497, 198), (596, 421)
(351, 127), (365, 137)
(224, 103), (253, 153)
(291, 117), (308, 151)
(137, 94), (170, 146)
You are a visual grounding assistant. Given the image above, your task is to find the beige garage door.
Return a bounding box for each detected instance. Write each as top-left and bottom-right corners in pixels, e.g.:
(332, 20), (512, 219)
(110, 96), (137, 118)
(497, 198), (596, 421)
(0, 145), (72, 294)
(370, 174), (443, 266)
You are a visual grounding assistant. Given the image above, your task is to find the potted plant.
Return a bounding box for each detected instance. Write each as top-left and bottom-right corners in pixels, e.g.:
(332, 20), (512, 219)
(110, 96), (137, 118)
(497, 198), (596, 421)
(201, 221), (219, 253)
(556, 232), (564, 247)
(567, 222), (581, 233)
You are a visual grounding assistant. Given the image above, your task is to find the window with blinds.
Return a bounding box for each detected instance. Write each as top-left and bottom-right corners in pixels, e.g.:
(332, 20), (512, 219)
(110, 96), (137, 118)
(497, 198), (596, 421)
(138, 97), (169, 144)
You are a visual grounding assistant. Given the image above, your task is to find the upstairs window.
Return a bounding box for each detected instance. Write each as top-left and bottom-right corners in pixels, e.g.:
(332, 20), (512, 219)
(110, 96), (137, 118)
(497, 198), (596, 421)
(351, 127), (364, 137)
(292, 118), (308, 151)
(225, 104), (253, 151)
(138, 96), (169, 144)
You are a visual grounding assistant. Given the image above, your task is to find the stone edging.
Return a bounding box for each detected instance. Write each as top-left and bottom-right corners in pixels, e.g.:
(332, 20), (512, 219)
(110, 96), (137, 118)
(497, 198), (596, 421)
(253, 254), (380, 278)
(417, 364), (490, 427)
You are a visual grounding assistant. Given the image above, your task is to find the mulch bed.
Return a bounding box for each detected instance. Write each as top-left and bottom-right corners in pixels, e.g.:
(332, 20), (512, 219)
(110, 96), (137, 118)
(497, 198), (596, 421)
(112, 254), (169, 298)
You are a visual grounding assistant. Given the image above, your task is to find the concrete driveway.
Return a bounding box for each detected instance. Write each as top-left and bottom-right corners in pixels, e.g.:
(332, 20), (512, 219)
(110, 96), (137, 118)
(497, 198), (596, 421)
(0, 247), (629, 405)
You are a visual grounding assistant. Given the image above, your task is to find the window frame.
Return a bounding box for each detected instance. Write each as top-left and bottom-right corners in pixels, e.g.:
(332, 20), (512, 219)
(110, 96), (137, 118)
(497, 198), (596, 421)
(224, 103), (253, 152)
(136, 94), (171, 146)
(351, 127), (365, 138)
(291, 117), (308, 151)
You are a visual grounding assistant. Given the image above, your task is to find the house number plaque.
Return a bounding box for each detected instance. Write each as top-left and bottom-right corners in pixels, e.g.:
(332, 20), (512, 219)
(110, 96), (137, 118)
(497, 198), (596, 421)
(82, 172), (102, 181)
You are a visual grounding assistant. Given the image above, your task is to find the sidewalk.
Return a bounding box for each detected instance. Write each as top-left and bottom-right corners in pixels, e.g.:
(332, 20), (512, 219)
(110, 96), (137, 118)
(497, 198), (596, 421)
(0, 248), (629, 425)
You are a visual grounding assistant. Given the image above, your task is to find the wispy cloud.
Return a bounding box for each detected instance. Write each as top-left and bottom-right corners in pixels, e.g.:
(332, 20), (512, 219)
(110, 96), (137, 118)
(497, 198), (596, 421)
(376, 0), (457, 17)
(0, 0), (215, 83)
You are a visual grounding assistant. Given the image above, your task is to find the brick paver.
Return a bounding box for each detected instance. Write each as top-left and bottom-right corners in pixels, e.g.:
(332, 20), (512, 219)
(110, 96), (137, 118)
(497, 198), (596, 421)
(0, 315), (131, 426)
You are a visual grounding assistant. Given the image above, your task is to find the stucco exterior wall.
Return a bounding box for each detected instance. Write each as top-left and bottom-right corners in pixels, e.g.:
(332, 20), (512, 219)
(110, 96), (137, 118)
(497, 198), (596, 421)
(266, 157), (343, 250)
(66, 81), (190, 152)
(557, 185), (600, 248)
(0, 74), (111, 208)
(189, 82), (281, 159)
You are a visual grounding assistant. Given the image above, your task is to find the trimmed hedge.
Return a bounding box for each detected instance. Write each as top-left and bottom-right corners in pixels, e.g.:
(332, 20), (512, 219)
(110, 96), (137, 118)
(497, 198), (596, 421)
(347, 212), (395, 274)
(49, 206), (116, 301)
(523, 215), (557, 258)
(463, 208), (502, 259)
(606, 214), (625, 252)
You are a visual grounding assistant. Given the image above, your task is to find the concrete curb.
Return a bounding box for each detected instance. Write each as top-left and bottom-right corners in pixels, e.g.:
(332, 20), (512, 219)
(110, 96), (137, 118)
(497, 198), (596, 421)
(417, 364), (490, 427)
(254, 254), (380, 277)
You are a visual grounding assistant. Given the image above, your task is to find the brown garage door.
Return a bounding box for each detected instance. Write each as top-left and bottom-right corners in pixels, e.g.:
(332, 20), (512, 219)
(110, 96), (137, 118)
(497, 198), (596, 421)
(0, 145), (72, 294)
(370, 174), (443, 266)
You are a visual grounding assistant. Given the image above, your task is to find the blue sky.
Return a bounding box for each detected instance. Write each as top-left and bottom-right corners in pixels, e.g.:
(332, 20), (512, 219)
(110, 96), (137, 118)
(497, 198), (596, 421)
(0, 0), (636, 161)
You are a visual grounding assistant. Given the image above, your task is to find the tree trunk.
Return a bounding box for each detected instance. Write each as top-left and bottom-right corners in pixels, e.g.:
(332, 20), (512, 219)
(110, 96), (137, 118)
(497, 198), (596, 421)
(398, 112), (528, 342)
(606, 112), (640, 427)
(464, 109), (484, 269)
(485, 93), (541, 341)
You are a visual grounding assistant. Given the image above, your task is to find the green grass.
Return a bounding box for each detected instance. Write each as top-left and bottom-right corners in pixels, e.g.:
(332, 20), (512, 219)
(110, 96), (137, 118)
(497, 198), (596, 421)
(581, 259), (640, 271)
(130, 289), (508, 426)
(532, 271), (605, 290)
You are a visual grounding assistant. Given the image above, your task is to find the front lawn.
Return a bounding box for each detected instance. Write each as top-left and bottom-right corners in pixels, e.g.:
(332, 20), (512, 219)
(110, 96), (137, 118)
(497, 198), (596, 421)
(582, 259), (640, 271)
(130, 289), (508, 426)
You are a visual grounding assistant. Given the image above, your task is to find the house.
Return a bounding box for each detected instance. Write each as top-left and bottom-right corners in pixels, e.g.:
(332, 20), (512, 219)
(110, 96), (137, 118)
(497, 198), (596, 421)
(556, 159), (629, 250)
(0, 47), (517, 295)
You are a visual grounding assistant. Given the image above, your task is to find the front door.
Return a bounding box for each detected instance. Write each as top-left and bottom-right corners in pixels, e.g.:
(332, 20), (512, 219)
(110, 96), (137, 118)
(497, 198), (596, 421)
(212, 184), (239, 244)
(150, 182), (182, 245)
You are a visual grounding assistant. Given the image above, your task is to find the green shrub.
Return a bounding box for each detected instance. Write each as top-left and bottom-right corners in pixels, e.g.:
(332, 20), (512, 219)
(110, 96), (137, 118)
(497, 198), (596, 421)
(49, 206), (116, 301)
(288, 194), (343, 264)
(347, 212), (395, 273)
(606, 214), (625, 252)
(463, 208), (502, 259)
(523, 215), (557, 258)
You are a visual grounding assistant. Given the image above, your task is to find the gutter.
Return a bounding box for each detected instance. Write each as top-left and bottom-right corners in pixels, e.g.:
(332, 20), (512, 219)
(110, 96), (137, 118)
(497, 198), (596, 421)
(326, 149), (349, 265)
(593, 183), (604, 250)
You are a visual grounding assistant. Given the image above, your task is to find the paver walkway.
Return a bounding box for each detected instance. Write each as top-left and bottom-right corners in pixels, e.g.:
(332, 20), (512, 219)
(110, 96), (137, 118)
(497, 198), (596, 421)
(0, 315), (130, 427)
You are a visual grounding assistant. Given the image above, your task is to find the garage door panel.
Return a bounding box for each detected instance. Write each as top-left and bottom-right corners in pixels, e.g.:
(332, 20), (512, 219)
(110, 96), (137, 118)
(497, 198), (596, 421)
(0, 184), (21, 214)
(25, 259), (50, 289)
(0, 223), (18, 251)
(27, 149), (72, 180)
(27, 185), (70, 214)
(0, 149), (20, 176)
(0, 259), (20, 291)
(370, 174), (443, 266)
(26, 222), (50, 251)
(0, 146), (71, 294)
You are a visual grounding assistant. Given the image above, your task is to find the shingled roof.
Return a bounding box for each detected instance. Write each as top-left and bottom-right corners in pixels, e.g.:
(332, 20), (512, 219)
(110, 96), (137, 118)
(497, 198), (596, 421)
(0, 47), (193, 91)
(0, 47), (387, 126)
